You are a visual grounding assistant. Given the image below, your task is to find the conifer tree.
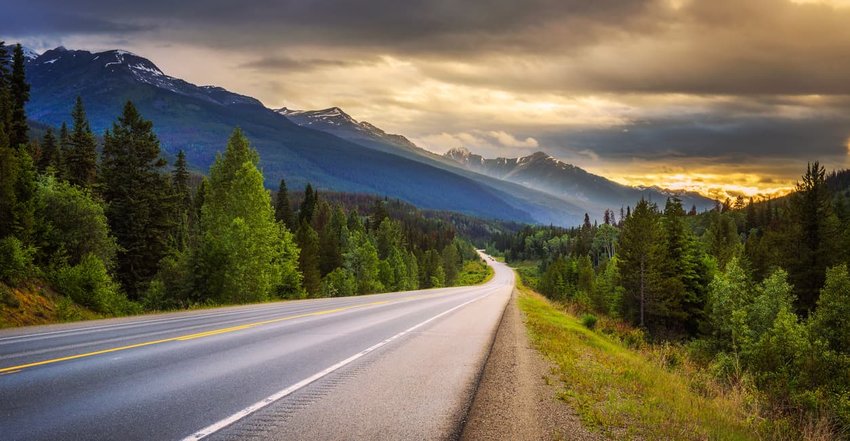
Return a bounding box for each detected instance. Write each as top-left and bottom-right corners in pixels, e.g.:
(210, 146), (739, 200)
(172, 150), (191, 250)
(275, 178), (294, 230)
(319, 206), (346, 275)
(785, 162), (840, 313)
(618, 199), (663, 329)
(9, 44), (29, 149)
(101, 101), (174, 298)
(38, 128), (60, 172)
(65, 97), (98, 188)
(299, 183), (317, 224)
(295, 221), (321, 295)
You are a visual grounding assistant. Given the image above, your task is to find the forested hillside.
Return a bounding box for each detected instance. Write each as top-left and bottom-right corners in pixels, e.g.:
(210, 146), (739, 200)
(0, 43), (487, 325)
(489, 163), (850, 437)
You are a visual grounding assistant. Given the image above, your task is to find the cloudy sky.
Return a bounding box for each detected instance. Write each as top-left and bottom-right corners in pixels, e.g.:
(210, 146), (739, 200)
(5, 0), (850, 199)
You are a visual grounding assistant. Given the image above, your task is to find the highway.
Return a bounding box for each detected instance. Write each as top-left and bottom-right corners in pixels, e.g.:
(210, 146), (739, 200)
(0, 254), (513, 441)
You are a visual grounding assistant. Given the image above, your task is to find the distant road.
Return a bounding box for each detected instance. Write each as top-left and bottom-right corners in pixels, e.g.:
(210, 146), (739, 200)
(0, 253), (513, 441)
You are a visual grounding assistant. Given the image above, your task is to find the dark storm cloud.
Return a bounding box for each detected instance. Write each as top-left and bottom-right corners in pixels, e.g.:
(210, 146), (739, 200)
(240, 56), (357, 72)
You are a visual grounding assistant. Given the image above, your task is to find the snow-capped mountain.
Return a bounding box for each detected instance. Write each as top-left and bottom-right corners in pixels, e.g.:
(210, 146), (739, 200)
(277, 106), (420, 153)
(17, 44), (591, 225)
(445, 147), (715, 214)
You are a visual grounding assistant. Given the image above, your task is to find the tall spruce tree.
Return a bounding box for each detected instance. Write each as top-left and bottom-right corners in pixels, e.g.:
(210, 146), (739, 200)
(65, 97), (98, 188)
(299, 183), (317, 224)
(785, 162), (839, 313)
(172, 150), (191, 250)
(618, 199), (663, 329)
(275, 178), (294, 230)
(295, 221), (321, 295)
(101, 101), (174, 298)
(38, 128), (60, 172)
(9, 44), (29, 149)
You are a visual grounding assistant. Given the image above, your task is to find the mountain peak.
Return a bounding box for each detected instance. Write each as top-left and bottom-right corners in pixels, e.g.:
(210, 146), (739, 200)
(445, 146), (472, 158)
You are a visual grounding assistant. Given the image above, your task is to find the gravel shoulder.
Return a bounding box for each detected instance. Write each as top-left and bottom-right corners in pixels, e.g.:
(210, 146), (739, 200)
(460, 288), (602, 441)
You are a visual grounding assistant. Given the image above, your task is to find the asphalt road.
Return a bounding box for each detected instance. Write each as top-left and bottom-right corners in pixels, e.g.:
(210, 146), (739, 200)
(0, 253), (513, 441)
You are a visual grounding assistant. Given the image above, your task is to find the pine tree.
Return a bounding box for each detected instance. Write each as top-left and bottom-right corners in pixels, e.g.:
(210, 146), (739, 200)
(65, 97), (98, 188)
(100, 101), (175, 298)
(785, 162), (839, 313)
(299, 183), (317, 224)
(295, 221), (321, 295)
(172, 150), (191, 250)
(9, 44), (29, 149)
(197, 128), (300, 303)
(319, 206), (346, 275)
(275, 178), (294, 230)
(37, 128), (59, 172)
(618, 199), (663, 329)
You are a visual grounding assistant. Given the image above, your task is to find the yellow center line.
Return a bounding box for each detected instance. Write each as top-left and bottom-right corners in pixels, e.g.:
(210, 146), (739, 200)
(0, 291), (461, 375)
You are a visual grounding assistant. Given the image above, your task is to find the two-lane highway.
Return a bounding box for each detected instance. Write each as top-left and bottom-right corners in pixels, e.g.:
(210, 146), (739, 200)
(0, 254), (513, 440)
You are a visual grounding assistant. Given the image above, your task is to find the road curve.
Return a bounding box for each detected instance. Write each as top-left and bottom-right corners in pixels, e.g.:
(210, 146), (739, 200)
(0, 253), (513, 441)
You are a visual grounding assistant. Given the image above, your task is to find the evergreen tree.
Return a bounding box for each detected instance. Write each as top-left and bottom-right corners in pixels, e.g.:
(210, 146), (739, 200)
(785, 162), (839, 313)
(295, 221), (321, 295)
(442, 242), (460, 286)
(618, 199), (663, 329)
(344, 229), (381, 294)
(197, 128), (300, 303)
(319, 206), (346, 275)
(65, 97), (98, 188)
(661, 197), (709, 335)
(172, 150), (191, 250)
(275, 178), (295, 230)
(9, 44), (29, 149)
(299, 183), (317, 224)
(100, 101), (175, 298)
(38, 128), (60, 172)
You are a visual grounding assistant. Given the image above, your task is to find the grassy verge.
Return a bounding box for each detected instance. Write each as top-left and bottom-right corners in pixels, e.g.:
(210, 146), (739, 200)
(517, 281), (757, 440)
(457, 259), (495, 286)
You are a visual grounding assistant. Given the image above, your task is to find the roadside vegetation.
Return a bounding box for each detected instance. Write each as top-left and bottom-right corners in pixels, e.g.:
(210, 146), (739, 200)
(519, 283), (758, 440)
(492, 164), (850, 439)
(0, 42), (485, 328)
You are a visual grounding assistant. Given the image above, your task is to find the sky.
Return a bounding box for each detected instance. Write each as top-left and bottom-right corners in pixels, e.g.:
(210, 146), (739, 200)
(4, 0), (850, 200)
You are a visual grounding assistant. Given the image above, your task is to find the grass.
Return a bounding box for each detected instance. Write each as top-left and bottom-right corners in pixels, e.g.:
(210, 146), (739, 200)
(0, 281), (99, 328)
(517, 282), (757, 440)
(456, 259), (495, 286)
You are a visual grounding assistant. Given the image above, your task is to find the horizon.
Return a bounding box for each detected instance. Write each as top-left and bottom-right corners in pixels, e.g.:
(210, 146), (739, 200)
(5, 0), (850, 200)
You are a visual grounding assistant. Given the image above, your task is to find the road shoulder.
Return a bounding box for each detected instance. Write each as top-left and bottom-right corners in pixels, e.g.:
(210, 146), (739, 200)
(460, 288), (601, 441)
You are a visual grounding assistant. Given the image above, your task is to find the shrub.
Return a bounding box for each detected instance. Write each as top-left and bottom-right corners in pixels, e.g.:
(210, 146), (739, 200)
(581, 313), (598, 330)
(52, 254), (135, 315)
(0, 236), (35, 284)
(320, 268), (357, 298)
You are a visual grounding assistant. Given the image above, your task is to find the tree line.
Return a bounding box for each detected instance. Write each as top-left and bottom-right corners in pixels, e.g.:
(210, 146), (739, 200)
(0, 42), (483, 317)
(490, 164), (850, 432)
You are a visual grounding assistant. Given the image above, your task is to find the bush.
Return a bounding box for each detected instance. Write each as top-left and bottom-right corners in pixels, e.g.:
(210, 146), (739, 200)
(320, 268), (357, 298)
(581, 313), (598, 330)
(52, 254), (136, 315)
(0, 284), (20, 308)
(0, 236), (35, 284)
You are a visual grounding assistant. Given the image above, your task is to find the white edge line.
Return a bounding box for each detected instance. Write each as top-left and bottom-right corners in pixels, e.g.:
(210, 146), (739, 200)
(180, 291), (493, 441)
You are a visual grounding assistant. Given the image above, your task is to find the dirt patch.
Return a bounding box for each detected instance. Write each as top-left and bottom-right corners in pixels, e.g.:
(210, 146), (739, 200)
(460, 289), (602, 441)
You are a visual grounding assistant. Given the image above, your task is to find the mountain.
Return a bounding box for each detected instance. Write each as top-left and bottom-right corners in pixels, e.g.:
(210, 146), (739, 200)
(277, 107), (422, 154)
(15, 44), (587, 225)
(444, 147), (715, 214)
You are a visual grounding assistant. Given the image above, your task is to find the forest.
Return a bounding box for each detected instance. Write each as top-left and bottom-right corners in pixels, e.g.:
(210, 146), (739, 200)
(0, 42), (487, 320)
(489, 164), (850, 433)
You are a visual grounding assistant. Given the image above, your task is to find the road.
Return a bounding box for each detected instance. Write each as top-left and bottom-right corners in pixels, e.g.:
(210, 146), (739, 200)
(0, 253), (513, 441)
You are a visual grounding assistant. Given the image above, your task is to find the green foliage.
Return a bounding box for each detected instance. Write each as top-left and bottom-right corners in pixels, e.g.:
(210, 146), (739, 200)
(810, 264), (850, 354)
(197, 128), (300, 303)
(52, 254), (136, 315)
(295, 221), (321, 295)
(344, 229), (382, 294)
(581, 313), (598, 330)
(101, 101), (175, 298)
(274, 178), (294, 230)
(0, 236), (35, 284)
(320, 267), (357, 297)
(32, 175), (117, 268)
(64, 97), (98, 188)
